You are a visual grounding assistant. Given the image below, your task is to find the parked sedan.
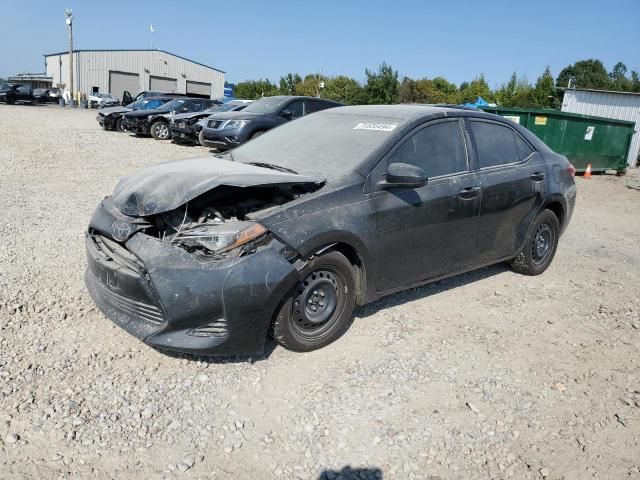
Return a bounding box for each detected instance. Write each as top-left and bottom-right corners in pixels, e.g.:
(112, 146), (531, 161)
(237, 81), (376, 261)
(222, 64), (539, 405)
(85, 105), (576, 356)
(97, 96), (175, 131)
(200, 95), (342, 150)
(88, 92), (119, 108)
(0, 83), (33, 104)
(170, 100), (252, 145)
(122, 98), (218, 139)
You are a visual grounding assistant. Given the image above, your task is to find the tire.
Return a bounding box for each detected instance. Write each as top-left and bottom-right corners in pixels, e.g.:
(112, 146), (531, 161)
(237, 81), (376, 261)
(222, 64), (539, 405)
(271, 251), (356, 352)
(150, 121), (171, 140)
(509, 209), (560, 276)
(250, 130), (265, 140)
(198, 130), (207, 147)
(115, 117), (125, 133)
(6, 96), (15, 105)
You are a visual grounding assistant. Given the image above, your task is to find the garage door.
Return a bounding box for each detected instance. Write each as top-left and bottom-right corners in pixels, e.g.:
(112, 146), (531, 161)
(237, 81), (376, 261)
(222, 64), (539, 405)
(109, 71), (139, 102)
(186, 80), (211, 98)
(149, 76), (177, 92)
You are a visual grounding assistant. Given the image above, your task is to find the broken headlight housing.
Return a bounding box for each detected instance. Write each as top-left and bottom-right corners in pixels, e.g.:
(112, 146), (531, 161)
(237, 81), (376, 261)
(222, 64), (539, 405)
(175, 221), (267, 257)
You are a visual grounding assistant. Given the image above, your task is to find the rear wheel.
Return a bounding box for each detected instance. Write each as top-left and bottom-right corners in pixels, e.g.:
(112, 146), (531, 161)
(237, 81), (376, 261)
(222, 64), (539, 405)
(509, 209), (560, 276)
(271, 251), (356, 352)
(150, 121), (171, 140)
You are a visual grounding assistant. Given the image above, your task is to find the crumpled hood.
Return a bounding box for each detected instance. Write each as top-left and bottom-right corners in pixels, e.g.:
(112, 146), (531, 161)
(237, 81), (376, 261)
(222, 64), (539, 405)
(111, 157), (323, 217)
(125, 107), (172, 118)
(171, 111), (210, 121)
(99, 106), (132, 116)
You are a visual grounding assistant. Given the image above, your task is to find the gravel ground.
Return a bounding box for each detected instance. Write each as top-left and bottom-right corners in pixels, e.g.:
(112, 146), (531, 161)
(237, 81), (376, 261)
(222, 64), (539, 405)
(1, 104), (639, 480)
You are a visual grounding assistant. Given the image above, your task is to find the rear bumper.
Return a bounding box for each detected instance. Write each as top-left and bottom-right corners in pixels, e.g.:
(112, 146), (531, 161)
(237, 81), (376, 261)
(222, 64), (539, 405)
(85, 231), (300, 356)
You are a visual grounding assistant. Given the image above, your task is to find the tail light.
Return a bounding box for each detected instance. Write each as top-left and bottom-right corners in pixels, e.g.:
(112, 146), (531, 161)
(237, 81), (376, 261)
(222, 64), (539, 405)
(567, 163), (576, 177)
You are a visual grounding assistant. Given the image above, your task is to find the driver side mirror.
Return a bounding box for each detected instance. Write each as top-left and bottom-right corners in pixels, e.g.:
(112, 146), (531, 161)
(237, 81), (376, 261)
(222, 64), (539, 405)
(280, 109), (293, 120)
(382, 163), (428, 189)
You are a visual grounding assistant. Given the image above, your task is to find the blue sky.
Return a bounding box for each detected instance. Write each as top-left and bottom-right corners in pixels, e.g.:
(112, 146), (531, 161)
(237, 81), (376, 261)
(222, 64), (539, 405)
(1, 0), (638, 87)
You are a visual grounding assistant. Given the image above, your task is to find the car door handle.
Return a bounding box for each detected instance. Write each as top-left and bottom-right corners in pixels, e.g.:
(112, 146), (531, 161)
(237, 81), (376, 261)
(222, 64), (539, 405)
(457, 186), (481, 199)
(530, 172), (545, 182)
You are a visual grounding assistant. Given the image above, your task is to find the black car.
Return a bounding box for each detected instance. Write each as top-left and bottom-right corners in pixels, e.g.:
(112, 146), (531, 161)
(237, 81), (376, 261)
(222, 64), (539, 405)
(0, 83), (33, 104)
(122, 90), (195, 105)
(170, 100), (252, 145)
(97, 96), (176, 132)
(85, 105), (577, 356)
(122, 98), (219, 139)
(33, 88), (52, 103)
(200, 95), (342, 150)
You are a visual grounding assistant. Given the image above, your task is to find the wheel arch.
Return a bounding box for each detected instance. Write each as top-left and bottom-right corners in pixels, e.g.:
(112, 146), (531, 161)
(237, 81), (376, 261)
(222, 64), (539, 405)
(543, 196), (566, 229)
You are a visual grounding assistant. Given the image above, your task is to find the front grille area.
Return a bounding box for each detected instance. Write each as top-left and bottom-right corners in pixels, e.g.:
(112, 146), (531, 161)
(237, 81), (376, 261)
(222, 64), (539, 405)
(207, 119), (224, 129)
(94, 281), (165, 324)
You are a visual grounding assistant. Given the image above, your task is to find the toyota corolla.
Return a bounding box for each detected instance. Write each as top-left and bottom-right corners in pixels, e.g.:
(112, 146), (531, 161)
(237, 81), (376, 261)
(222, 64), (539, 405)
(85, 105), (576, 355)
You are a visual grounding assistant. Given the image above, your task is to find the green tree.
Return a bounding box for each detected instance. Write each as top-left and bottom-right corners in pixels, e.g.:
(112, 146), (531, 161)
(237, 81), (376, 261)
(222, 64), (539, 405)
(293, 74), (322, 97)
(363, 62), (399, 104)
(458, 75), (493, 104)
(556, 59), (610, 89)
(279, 73), (302, 95)
(631, 71), (640, 93)
(234, 79), (280, 99)
(532, 67), (556, 108)
(322, 75), (364, 104)
(609, 62), (631, 91)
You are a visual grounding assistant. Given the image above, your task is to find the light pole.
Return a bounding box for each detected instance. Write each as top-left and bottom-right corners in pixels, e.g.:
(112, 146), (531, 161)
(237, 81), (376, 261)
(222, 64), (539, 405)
(65, 9), (75, 107)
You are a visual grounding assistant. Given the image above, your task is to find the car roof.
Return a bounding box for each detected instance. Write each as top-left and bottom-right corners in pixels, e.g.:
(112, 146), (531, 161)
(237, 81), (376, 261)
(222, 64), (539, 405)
(324, 104), (490, 121)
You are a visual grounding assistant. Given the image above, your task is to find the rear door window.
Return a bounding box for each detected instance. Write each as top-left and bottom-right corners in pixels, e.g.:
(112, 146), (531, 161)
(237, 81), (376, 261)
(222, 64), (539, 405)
(470, 120), (530, 168)
(389, 120), (468, 178)
(305, 100), (332, 115)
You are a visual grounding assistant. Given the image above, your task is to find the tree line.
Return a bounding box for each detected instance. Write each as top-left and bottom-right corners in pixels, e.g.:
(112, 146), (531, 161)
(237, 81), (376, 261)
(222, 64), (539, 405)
(230, 59), (640, 109)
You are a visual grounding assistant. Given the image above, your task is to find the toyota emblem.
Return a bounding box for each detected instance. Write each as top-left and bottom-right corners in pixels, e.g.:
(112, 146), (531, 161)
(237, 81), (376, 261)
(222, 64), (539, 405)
(111, 221), (132, 241)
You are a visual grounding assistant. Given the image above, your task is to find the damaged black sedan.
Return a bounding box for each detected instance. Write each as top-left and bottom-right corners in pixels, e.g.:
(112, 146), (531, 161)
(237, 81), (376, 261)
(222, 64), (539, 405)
(85, 105), (576, 355)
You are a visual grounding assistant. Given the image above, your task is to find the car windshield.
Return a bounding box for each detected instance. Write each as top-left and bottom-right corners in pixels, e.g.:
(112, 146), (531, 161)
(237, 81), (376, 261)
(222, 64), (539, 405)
(242, 97), (288, 114)
(232, 111), (402, 180)
(162, 99), (186, 110)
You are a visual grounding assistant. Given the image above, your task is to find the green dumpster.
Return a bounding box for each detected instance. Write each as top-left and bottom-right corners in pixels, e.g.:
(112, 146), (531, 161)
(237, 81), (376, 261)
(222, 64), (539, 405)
(480, 106), (635, 174)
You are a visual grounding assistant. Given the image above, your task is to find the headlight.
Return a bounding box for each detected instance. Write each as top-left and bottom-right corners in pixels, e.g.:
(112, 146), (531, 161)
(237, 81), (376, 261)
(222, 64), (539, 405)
(222, 119), (250, 129)
(175, 221), (267, 255)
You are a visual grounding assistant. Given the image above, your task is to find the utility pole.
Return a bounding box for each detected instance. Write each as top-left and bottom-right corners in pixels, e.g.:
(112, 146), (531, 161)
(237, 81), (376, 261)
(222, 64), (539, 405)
(65, 9), (75, 107)
(150, 24), (154, 49)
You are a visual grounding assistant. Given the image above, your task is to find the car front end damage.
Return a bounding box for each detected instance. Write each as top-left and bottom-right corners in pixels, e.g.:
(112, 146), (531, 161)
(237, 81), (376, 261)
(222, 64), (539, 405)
(84, 159), (323, 355)
(122, 115), (150, 135)
(170, 117), (202, 144)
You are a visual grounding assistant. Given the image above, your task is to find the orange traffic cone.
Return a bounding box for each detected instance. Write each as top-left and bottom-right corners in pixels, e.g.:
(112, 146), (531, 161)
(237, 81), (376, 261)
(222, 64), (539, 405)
(584, 163), (592, 179)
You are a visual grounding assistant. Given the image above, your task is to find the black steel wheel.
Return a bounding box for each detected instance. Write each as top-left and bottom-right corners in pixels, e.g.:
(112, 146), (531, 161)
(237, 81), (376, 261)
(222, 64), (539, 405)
(509, 209), (560, 276)
(271, 251), (356, 352)
(150, 121), (171, 140)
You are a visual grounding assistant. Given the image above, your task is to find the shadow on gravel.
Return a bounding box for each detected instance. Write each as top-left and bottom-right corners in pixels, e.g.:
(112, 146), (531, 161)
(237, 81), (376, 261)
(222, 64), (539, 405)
(356, 264), (508, 319)
(318, 466), (383, 480)
(154, 337), (279, 364)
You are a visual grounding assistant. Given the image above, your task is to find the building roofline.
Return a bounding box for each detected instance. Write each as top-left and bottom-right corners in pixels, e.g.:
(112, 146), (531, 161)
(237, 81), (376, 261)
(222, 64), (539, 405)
(43, 49), (225, 74)
(559, 87), (640, 97)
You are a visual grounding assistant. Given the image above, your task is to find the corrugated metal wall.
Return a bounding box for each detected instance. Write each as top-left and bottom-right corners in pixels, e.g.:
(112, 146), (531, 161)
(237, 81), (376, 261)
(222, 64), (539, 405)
(45, 50), (224, 99)
(562, 90), (640, 167)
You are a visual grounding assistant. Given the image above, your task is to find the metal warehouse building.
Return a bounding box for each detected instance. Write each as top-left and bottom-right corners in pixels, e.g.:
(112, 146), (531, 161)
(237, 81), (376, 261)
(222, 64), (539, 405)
(562, 88), (640, 168)
(43, 49), (225, 100)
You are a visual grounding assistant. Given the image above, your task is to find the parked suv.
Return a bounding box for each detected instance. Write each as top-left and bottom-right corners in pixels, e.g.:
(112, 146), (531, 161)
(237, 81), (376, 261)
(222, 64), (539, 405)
(0, 83), (34, 104)
(200, 96), (342, 150)
(170, 100), (252, 145)
(122, 98), (218, 139)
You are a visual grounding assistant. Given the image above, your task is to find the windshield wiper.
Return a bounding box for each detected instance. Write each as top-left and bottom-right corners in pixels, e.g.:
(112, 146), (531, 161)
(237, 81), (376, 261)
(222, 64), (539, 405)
(246, 162), (298, 174)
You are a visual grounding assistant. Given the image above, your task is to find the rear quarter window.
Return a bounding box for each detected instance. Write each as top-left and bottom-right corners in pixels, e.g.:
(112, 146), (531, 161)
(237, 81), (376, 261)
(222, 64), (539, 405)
(470, 120), (532, 168)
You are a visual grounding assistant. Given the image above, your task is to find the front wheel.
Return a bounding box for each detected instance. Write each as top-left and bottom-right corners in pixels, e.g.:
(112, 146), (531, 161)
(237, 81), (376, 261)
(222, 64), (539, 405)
(115, 117), (125, 132)
(271, 251), (356, 352)
(509, 209), (560, 276)
(150, 121), (171, 140)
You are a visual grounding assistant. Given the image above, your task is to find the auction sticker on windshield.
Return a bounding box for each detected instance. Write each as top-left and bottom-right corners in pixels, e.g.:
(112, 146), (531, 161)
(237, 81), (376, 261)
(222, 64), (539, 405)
(353, 122), (398, 132)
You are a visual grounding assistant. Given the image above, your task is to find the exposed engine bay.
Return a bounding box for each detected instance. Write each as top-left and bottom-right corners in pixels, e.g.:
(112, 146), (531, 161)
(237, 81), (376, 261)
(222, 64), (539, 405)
(142, 184), (316, 261)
